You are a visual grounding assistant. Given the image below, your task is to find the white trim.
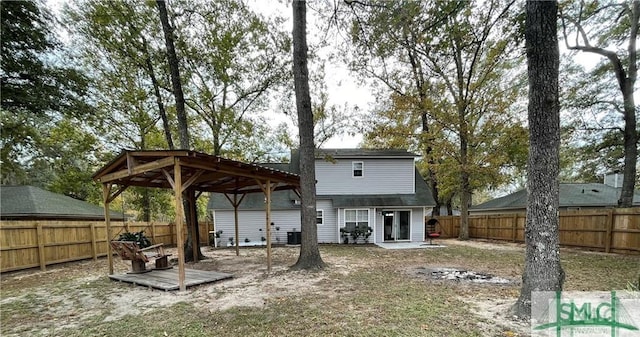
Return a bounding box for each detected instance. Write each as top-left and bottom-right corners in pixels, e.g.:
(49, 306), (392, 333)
(343, 208), (369, 228)
(352, 161), (364, 178)
(380, 209), (412, 242)
(316, 209), (324, 225)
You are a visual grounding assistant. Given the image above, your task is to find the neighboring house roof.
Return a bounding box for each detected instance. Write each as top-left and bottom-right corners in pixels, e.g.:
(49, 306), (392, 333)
(208, 158), (436, 211)
(0, 185), (126, 220)
(471, 183), (640, 211)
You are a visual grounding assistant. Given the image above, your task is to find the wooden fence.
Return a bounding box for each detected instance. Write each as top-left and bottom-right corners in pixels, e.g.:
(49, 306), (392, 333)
(0, 220), (213, 273)
(431, 208), (640, 255)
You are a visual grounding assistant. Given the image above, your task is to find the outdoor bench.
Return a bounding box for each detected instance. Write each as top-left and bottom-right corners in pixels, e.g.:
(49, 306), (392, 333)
(110, 241), (171, 274)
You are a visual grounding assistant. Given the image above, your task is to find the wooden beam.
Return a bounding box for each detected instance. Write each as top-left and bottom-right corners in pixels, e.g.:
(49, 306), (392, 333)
(230, 184), (295, 195)
(130, 150), (190, 157)
(126, 152), (137, 176)
(180, 157), (300, 186)
(265, 180), (272, 273)
(106, 185), (128, 203)
(181, 169), (205, 193)
(97, 157), (175, 183)
(161, 168), (175, 190)
(234, 194), (240, 256)
(174, 160), (186, 291)
(102, 183), (114, 275)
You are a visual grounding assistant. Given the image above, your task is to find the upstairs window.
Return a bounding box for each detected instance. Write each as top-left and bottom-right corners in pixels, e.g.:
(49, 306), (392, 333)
(352, 161), (363, 177)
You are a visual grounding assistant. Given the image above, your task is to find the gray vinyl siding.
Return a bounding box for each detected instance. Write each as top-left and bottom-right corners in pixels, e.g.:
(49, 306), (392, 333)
(214, 210), (300, 246)
(315, 158), (415, 195)
(411, 208), (425, 242)
(374, 211), (383, 243)
(214, 199), (339, 245)
(316, 199), (337, 243)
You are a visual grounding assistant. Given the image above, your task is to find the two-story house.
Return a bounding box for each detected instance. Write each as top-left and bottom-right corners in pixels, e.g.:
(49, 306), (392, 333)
(207, 149), (436, 244)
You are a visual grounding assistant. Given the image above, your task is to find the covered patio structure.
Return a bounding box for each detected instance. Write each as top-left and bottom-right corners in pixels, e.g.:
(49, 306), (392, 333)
(93, 150), (301, 291)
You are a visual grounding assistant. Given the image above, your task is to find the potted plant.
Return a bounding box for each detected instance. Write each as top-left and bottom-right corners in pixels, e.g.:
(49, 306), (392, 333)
(340, 228), (349, 244)
(117, 230), (151, 248)
(363, 226), (373, 243)
(228, 237), (234, 246)
(215, 230), (223, 247)
(244, 237), (250, 243)
(350, 228), (361, 244)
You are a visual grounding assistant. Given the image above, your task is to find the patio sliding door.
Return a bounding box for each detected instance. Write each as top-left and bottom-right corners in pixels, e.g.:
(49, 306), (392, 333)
(383, 210), (410, 241)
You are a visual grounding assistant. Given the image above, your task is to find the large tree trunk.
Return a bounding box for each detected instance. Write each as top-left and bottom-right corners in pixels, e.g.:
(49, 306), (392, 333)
(157, 0), (203, 261)
(156, 0), (188, 149)
(141, 189), (151, 222)
(291, 0), (325, 270)
(458, 107), (470, 240)
(619, 0), (639, 207)
(513, 0), (564, 319)
(142, 35), (174, 150)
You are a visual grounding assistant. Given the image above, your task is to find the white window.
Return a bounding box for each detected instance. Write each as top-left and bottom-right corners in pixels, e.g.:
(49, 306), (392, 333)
(352, 161), (363, 177)
(344, 209), (369, 231)
(316, 210), (324, 225)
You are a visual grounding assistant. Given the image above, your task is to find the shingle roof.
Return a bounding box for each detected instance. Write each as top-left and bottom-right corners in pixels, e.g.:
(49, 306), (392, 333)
(0, 185), (126, 220)
(315, 148), (419, 159)
(472, 183), (640, 211)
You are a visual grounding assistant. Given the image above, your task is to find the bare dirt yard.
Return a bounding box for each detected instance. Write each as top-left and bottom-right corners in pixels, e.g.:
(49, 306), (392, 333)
(1, 239), (638, 337)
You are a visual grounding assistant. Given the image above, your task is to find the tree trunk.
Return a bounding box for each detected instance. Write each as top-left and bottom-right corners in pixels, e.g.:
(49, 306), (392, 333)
(458, 107), (469, 240)
(619, 0), (639, 207)
(513, 0), (564, 319)
(458, 173), (470, 240)
(157, 0), (202, 261)
(141, 189), (151, 222)
(291, 0), (324, 270)
(142, 36), (174, 150)
(156, 0), (188, 150)
(619, 86), (638, 207)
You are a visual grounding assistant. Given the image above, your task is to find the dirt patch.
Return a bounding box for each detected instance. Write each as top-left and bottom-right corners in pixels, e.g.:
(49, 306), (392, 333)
(0, 246), (356, 336)
(463, 296), (530, 337)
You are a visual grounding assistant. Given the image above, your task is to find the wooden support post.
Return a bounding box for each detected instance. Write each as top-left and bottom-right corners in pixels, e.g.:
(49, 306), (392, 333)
(90, 223), (97, 261)
(234, 195), (240, 256)
(103, 183), (114, 275)
(174, 160), (186, 291)
(36, 223), (46, 271)
(265, 179), (272, 273)
(605, 209), (614, 253)
(224, 191), (246, 257)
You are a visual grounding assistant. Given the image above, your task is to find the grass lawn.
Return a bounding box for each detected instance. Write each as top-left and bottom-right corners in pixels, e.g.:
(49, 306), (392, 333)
(1, 240), (638, 337)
